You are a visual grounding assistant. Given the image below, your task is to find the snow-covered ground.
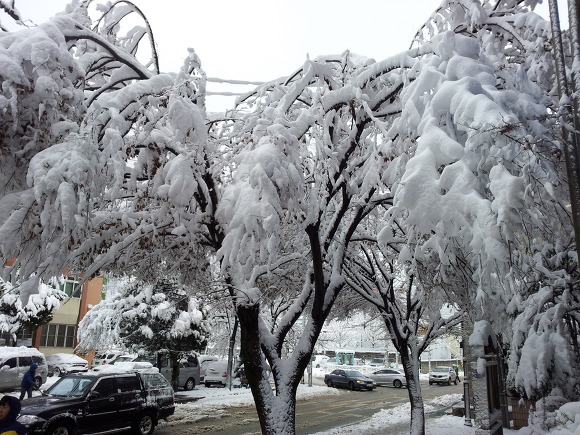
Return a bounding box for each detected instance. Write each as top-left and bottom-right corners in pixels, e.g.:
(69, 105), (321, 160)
(162, 369), (580, 435)
(167, 381), (580, 435)
(10, 370), (580, 435)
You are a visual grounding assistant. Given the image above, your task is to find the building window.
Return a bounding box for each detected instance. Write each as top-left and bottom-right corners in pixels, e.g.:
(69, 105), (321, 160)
(40, 324), (76, 348)
(60, 276), (81, 298)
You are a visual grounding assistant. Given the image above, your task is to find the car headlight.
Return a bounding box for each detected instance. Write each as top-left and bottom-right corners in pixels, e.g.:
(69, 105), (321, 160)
(356, 380), (362, 383)
(17, 414), (47, 426)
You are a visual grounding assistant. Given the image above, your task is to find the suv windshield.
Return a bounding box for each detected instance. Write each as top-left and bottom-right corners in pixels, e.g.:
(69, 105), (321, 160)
(47, 376), (94, 397)
(433, 367), (450, 373)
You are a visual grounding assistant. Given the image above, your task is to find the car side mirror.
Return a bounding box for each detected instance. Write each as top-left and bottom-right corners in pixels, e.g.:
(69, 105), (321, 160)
(88, 391), (101, 400)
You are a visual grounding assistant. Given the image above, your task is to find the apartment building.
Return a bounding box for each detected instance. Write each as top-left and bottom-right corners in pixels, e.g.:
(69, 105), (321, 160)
(0, 273), (104, 357)
(34, 275), (104, 356)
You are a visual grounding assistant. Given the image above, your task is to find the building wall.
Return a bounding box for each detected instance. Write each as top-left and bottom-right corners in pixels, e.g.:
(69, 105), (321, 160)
(33, 276), (103, 359)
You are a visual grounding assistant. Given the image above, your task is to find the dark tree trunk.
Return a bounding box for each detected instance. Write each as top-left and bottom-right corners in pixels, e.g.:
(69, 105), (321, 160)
(399, 346), (425, 435)
(170, 353), (180, 391)
(237, 304), (297, 435)
(226, 316), (238, 389)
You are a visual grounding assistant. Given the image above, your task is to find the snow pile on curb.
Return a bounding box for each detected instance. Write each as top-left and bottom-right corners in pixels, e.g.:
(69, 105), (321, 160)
(312, 393), (463, 435)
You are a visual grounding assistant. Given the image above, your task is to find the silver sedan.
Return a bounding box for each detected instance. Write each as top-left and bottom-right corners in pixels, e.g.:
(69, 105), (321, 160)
(368, 368), (407, 388)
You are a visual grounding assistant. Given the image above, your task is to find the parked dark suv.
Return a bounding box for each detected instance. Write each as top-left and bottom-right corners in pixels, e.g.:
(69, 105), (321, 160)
(17, 369), (174, 435)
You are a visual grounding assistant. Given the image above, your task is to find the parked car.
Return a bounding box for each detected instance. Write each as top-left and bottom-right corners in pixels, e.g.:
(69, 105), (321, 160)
(113, 354), (139, 363)
(199, 356), (219, 381)
(156, 354), (200, 391)
(17, 367), (174, 435)
(369, 358), (386, 367)
(91, 354), (138, 372)
(0, 346), (48, 391)
(91, 350), (125, 368)
(368, 368), (407, 388)
(107, 353), (201, 390)
(204, 361), (229, 387)
(429, 366), (458, 385)
(46, 353), (88, 377)
(324, 369), (376, 391)
(111, 355), (157, 367)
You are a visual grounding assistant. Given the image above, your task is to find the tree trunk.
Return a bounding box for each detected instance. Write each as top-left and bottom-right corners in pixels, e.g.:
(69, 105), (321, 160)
(400, 348), (425, 435)
(170, 353), (180, 391)
(237, 304), (297, 435)
(226, 316), (238, 390)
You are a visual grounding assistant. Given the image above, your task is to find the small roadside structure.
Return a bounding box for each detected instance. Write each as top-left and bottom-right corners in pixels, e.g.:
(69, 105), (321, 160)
(469, 320), (509, 435)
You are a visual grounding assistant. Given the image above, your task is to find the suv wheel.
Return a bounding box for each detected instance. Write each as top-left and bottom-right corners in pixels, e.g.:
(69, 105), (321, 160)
(47, 422), (77, 435)
(184, 377), (195, 391)
(53, 367), (62, 377)
(132, 412), (155, 435)
(34, 376), (43, 389)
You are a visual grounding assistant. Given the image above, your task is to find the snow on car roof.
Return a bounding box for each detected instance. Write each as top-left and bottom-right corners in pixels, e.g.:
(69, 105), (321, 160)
(92, 361), (159, 374)
(0, 346), (43, 357)
(45, 353), (86, 362)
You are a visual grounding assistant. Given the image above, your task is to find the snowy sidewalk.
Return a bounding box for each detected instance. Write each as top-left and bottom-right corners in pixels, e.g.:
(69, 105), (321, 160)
(308, 394), (472, 435)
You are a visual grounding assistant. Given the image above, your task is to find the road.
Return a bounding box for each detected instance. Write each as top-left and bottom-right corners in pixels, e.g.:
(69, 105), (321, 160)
(155, 381), (464, 435)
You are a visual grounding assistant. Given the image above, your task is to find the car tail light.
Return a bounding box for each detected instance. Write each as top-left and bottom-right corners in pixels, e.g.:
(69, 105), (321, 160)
(222, 371), (227, 377)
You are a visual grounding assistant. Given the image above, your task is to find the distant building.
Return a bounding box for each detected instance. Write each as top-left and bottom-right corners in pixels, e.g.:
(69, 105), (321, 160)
(33, 275), (105, 356)
(0, 273), (104, 357)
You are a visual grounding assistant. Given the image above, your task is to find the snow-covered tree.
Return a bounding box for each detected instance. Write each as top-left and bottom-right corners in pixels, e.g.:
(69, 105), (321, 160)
(389, 0), (579, 406)
(77, 278), (210, 382)
(344, 245), (463, 434)
(503, 0), (580, 404)
(0, 276), (66, 341)
(1, 2), (579, 435)
(1, 0), (225, 402)
(0, 0), (166, 298)
(213, 47), (412, 432)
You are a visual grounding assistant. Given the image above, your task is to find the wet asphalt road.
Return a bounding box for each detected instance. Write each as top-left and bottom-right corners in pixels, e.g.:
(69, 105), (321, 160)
(155, 380), (464, 435)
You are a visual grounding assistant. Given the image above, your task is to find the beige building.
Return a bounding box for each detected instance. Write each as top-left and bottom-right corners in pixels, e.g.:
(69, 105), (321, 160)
(1, 258), (105, 362)
(32, 275), (104, 359)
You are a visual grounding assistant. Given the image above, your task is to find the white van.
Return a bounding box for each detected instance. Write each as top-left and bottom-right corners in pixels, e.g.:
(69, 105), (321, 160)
(159, 354), (200, 390)
(104, 353), (201, 390)
(0, 346), (48, 391)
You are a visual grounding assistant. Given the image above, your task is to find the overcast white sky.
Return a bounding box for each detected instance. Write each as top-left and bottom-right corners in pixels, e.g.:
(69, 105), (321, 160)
(4, 0), (565, 111)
